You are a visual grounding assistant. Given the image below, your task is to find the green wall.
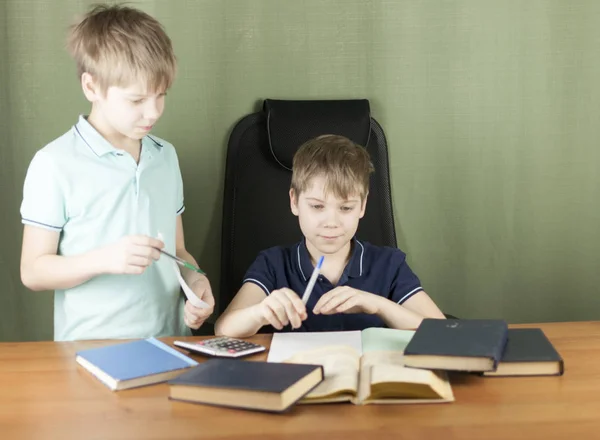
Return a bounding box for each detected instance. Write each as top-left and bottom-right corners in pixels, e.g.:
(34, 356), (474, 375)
(2, 0), (600, 341)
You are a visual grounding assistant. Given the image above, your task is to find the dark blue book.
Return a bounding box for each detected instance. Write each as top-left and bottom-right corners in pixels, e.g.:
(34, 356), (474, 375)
(76, 338), (198, 390)
(483, 328), (564, 376)
(169, 358), (324, 412)
(403, 319), (508, 372)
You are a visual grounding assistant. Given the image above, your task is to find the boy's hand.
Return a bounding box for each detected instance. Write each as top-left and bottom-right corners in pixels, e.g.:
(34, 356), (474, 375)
(313, 287), (379, 315)
(184, 276), (215, 329)
(253, 288), (307, 330)
(101, 235), (164, 275)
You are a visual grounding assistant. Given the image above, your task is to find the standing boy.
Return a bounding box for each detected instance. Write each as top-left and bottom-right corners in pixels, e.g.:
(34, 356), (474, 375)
(20, 4), (213, 341)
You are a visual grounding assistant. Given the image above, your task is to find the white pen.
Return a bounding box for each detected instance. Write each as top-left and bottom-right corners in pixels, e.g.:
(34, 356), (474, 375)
(301, 256), (324, 304)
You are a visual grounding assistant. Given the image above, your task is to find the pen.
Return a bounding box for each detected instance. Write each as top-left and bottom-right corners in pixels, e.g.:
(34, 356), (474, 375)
(159, 249), (206, 275)
(301, 256), (324, 304)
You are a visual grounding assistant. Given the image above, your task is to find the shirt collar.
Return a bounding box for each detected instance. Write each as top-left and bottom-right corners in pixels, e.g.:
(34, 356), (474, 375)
(296, 238), (365, 282)
(74, 115), (163, 157)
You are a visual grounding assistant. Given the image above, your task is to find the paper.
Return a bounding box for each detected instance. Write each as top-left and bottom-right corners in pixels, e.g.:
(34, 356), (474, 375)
(172, 261), (210, 309)
(158, 232), (210, 309)
(267, 331), (363, 363)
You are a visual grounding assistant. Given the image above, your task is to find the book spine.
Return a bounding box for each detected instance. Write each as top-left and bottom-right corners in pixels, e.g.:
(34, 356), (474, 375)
(491, 326), (509, 369)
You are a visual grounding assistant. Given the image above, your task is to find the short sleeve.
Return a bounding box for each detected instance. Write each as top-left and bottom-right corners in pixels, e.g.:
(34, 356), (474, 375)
(390, 251), (423, 304)
(242, 251), (277, 296)
(20, 151), (67, 231)
(173, 151), (185, 215)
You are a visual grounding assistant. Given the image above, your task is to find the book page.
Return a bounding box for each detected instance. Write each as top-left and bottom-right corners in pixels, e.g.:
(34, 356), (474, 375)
(357, 350), (405, 402)
(285, 345), (360, 402)
(267, 331), (362, 363)
(360, 327), (415, 353)
(357, 351), (454, 404)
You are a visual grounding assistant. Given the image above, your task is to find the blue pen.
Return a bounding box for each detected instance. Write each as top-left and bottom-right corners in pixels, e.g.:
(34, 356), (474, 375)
(301, 256), (324, 304)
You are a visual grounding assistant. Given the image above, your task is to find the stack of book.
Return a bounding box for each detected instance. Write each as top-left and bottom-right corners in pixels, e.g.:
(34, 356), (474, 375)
(402, 319), (564, 377)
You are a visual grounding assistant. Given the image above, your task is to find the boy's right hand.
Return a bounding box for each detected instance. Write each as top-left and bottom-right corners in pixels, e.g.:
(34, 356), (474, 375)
(252, 288), (307, 330)
(99, 235), (164, 275)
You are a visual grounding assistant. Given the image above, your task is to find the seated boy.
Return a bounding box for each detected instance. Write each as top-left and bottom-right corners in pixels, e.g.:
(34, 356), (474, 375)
(215, 135), (445, 337)
(19, 4), (214, 341)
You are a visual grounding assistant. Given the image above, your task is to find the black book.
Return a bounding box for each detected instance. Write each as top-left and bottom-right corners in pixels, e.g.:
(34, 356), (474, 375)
(483, 328), (564, 376)
(168, 359), (324, 413)
(403, 319), (508, 372)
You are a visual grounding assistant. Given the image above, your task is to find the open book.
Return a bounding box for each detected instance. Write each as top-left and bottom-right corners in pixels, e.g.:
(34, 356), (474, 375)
(269, 328), (454, 405)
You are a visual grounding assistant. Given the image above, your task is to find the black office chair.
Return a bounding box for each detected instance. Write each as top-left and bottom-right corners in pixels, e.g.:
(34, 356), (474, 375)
(219, 99), (394, 310)
(219, 99), (456, 319)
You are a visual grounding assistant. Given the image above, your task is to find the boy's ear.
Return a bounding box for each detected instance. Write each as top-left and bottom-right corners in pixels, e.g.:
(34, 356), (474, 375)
(289, 188), (299, 216)
(81, 72), (101, 102)
(359, 192), (368, 219)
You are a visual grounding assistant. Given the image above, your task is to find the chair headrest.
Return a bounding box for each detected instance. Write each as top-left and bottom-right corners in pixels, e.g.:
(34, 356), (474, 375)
(264, 99), (371, 170)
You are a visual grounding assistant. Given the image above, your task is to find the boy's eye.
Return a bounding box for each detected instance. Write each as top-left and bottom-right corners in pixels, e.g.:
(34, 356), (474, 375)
(340, 206), (354, 212)
(131, 98), (145, 104)
(309, 204), (324, 210)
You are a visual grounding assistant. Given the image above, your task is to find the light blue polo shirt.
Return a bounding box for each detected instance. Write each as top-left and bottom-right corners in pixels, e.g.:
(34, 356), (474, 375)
(20, 116), (191, 341)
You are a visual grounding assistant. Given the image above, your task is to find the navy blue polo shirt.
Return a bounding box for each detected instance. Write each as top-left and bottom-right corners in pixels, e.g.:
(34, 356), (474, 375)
(243, 239), (423, 332)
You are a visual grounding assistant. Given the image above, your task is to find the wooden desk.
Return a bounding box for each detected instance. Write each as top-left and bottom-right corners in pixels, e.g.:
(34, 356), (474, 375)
(1, 322), (599, 440)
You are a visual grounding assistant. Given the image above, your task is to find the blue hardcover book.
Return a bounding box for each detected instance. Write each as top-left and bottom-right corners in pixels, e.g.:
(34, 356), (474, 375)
(76, 338), (198, 390)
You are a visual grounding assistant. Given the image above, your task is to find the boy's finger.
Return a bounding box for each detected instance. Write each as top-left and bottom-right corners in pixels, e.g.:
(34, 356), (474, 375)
(150, 248), (161, 260)
(263, 305), (283, 330)
(185, 301), (212, 318)
(272, 303), (289, 327)
(321, 291), (352, 313)
(131, 235), (164, 248)
(137, 236), (165, 249)
(318, 290), (352, 314)
(190, 309), (212, 320)
(280, 296), (302, 328)
(131, 244), (159, 260)
(313, 295), (332, 314)
(314, 286), (345, 306)
(283, 289), (307, 317)
(335, 297), (358, 313)
(185, 308), (207, 325)
(186, 316), (204, 329)
(128, 255), (151, 267)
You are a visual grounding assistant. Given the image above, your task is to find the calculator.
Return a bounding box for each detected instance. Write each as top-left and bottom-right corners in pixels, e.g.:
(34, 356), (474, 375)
(174, 337), (266, 358)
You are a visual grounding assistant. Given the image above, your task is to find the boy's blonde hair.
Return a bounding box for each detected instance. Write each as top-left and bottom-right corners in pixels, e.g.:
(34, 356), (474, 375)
(291, 135), (374, 201)
(67, 4), (176, 93)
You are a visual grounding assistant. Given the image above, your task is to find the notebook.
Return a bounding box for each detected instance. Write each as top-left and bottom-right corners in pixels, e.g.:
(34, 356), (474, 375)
(168, 359), (324, 412)
(483, 328), (564, 376)
(268, 328), (453, 405)
(403, 319), (508, 372)
(267, 327), (413, 363)
(76, 338), (198, 391)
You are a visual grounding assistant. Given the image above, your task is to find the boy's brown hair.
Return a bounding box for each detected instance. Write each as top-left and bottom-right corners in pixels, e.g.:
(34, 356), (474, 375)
(291, 135), (374, 201)
(67, 4), (176, 93)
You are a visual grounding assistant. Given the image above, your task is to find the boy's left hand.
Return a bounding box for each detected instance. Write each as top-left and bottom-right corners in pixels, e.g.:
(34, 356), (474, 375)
(313, 286), (379, 315)
(184, 276), (215, 329)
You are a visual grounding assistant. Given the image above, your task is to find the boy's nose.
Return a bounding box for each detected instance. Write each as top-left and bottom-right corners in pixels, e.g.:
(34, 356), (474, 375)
(323, 210), (340, 226)
(144, 101), (162, 120)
